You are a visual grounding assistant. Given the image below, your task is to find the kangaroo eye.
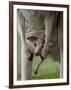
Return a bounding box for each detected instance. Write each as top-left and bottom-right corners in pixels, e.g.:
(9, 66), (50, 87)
(34, 43), (36, 47)
(27, 36), (37, 41)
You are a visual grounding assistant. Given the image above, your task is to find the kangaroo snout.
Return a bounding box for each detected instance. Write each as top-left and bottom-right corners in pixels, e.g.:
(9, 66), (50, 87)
(34, 47), (41, 56)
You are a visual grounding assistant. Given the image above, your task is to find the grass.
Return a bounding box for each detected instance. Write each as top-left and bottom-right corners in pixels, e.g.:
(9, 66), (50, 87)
(32, 56), (60, 80)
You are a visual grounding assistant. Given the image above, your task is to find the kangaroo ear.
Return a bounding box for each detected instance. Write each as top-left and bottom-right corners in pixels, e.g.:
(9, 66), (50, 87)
(48, 42), (53, 47)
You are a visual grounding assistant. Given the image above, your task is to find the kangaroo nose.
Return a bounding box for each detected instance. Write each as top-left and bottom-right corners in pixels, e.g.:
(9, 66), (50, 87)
(34, 48), (40, 56)
(35, 52), (40, 56)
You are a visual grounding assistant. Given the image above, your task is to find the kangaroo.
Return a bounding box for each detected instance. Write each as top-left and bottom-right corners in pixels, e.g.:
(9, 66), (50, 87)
(17, 9), (63, 80)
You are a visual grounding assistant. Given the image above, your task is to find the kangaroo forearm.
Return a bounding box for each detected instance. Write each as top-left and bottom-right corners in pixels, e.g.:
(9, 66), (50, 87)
(44, 12), (57, 49)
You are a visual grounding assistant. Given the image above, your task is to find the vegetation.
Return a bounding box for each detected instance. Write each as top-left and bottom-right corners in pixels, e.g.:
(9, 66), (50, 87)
(32, 56), (60, 80)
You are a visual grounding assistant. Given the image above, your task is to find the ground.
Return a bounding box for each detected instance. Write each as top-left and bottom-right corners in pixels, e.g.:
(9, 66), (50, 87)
(32, 56), (60, 80)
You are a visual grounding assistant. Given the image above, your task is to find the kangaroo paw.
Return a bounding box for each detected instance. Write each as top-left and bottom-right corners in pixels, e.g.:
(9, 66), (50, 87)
(34, 70), (38, 74)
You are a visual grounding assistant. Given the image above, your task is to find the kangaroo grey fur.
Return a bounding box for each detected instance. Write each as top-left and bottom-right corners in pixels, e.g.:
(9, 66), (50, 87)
(17, 9), (63, 80)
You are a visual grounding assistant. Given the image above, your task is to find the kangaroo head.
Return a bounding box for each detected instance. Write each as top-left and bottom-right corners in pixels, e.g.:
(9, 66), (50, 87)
(27, 31), (45, 56)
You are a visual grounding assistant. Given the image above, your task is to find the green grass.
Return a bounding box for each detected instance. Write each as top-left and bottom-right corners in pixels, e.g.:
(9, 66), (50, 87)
(32, 56), (60, 80)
